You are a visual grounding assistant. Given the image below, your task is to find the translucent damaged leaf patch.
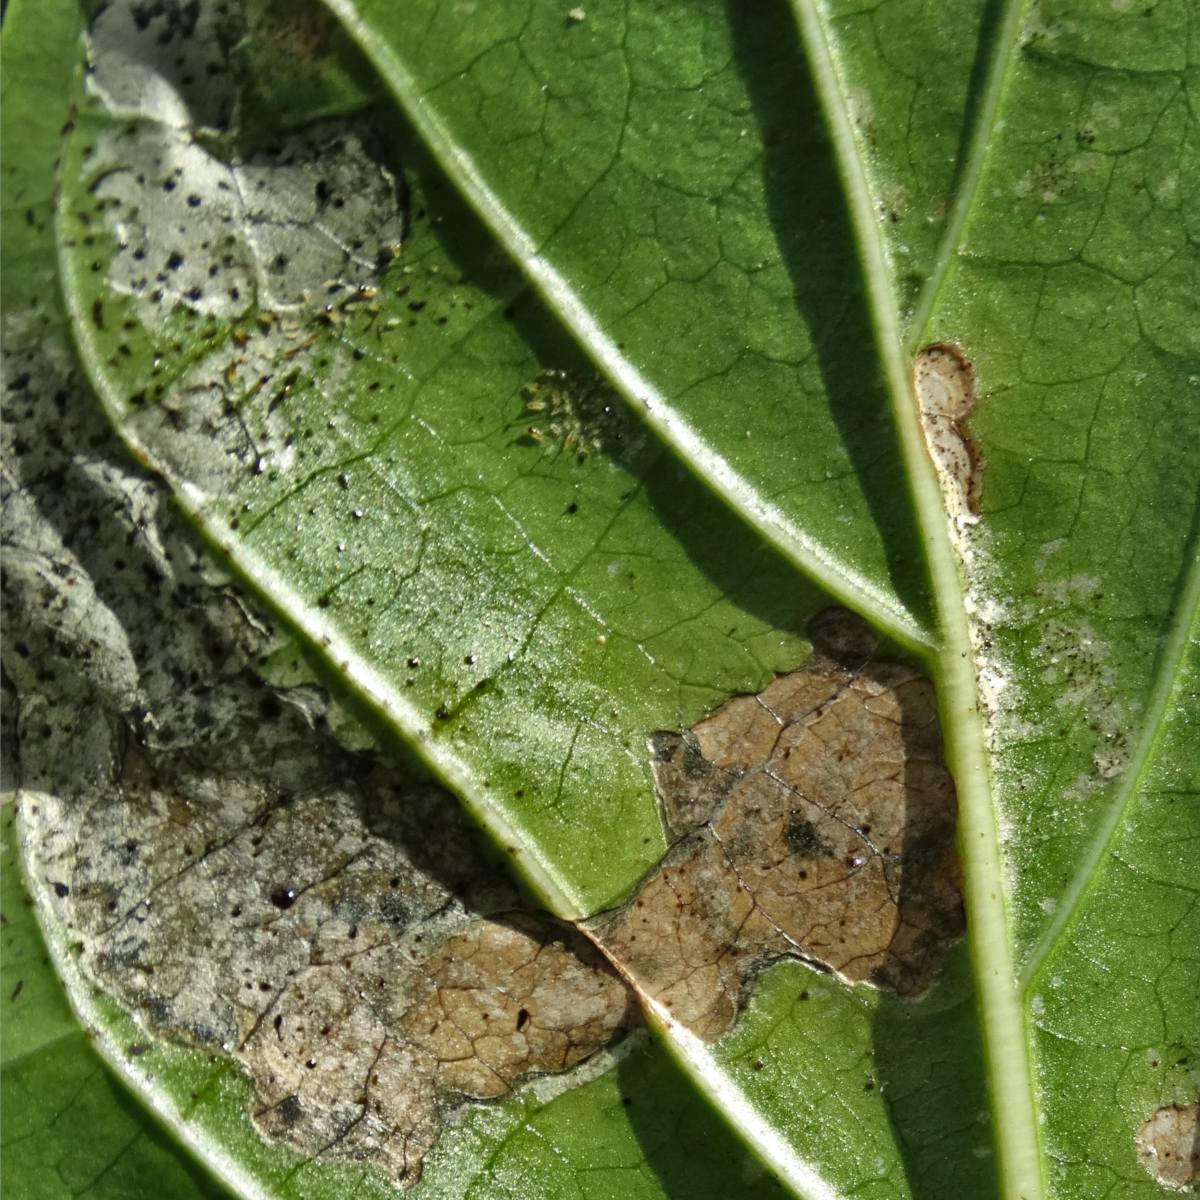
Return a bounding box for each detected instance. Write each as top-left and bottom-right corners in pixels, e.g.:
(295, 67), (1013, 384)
(590, 610), (964, 1041)
(84, 114), (405, 330)
(4, 347), (633, 1188)
(1136, 1103), (1200, 1193)
(78, 0), (405, 334)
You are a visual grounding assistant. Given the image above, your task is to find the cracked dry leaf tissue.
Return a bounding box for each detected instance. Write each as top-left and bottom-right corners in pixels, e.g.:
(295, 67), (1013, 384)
(590, 609), (964, 1041)
(3, 338), (634, 1188)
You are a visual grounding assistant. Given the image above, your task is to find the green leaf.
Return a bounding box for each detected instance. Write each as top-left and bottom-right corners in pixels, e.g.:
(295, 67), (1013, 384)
(5, 0), (1197, 1197)
(4, 8), (826, 1200)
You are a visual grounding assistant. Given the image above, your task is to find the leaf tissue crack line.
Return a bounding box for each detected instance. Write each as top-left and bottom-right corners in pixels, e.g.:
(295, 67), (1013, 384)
(787, 3), (1044, 1198)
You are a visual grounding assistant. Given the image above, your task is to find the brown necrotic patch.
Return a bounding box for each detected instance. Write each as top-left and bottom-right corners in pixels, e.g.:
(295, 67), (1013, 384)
(588, 609), (964, 1041)
(24, 736), (633, 1185)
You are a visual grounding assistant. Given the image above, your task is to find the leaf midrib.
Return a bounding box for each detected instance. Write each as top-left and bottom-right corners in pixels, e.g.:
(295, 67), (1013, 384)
(784, 3), (1044, 1198)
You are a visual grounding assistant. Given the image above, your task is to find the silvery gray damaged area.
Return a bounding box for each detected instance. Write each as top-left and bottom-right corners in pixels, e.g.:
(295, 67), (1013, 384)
(88, 117), (405, 329)
(88, 0), (242, 131)
(1, 347), (633, 1185)
(84, 0), (406, 331)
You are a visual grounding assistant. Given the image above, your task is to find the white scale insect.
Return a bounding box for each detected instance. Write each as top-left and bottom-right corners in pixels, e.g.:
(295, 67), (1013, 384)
(913, 342), (981, 529)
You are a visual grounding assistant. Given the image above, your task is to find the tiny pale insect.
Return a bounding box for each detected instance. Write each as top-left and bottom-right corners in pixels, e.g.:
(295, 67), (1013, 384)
(914, 342), (981, 527)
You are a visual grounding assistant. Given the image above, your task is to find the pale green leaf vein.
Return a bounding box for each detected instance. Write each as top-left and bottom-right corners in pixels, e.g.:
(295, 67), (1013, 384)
(1021, 496), (1200, 987)
(784, 4), (1044, 1198)
(907, 0), (1032, 343)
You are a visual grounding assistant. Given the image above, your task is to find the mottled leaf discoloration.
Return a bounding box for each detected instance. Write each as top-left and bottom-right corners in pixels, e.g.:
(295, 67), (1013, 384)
(4, 341), (633, 1187)
(591, 610), (963, 1041)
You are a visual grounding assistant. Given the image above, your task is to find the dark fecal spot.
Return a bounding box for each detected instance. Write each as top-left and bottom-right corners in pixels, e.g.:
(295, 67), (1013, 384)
(785, 814), (833, 858)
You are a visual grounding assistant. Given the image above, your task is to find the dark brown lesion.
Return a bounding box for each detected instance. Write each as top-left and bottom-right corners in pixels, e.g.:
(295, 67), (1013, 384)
(589, 609), (965, 1042)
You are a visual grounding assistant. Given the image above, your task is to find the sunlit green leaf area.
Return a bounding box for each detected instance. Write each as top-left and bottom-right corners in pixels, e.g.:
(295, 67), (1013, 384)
(2, 2), (1196, 1199)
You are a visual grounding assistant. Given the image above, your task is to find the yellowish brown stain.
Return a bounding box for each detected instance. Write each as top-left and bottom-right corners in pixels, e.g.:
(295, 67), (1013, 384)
(589, 609), (964, 1041)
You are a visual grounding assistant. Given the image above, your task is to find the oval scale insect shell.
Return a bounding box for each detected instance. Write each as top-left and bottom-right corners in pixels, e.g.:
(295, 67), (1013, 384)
(914, 342), (981, 527)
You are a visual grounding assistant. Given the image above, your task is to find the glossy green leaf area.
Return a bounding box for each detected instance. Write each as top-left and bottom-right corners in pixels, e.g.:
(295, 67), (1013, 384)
(1027, 620), (1200, 1198)
(42, 3), (947, 1197)
(1, 813), (229, 1200)
(34, 0), (1200, 1197)
(327, 0), (938, 645)
(46, 3), (998, 1197)
(2, 7), (819, 1200)
(313, 0), (1197, 1196)
(57, 74), (833, 917)
(713, 947), (993, 1200)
